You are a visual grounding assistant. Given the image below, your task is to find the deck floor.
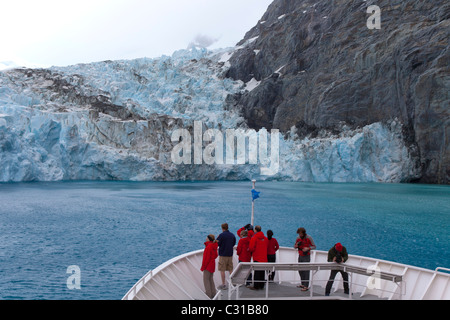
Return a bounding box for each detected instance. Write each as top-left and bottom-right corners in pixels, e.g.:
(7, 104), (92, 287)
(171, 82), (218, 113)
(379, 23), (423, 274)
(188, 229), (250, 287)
(217, 282), (385, 300)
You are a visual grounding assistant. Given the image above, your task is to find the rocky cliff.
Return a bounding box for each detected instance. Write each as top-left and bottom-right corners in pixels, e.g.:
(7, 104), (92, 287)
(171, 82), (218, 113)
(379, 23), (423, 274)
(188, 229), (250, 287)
(226, 0), (449, 184)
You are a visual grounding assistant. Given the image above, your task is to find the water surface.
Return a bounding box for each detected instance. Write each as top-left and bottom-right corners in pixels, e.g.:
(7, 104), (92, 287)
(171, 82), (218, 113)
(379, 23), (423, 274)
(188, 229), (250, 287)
(0, 181), (448, 300)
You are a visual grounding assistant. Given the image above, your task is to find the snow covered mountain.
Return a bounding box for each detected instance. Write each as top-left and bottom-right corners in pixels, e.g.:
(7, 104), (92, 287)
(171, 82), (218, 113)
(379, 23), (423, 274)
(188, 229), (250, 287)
(0, 44), (420, 182)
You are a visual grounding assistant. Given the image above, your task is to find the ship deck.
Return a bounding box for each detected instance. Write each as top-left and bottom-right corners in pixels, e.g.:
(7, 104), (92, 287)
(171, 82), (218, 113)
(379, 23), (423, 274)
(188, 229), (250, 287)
(217, 282), (386, 300)
(123, 247), (450, 300)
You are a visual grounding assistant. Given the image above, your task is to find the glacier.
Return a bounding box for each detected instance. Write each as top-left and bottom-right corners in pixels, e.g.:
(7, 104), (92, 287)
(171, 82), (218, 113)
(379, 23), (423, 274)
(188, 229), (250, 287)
(0, 45), (421, 183)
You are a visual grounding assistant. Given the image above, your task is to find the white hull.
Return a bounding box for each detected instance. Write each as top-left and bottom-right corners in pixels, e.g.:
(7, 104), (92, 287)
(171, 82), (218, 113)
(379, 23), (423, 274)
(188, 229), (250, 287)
(123, 247), (450, 300)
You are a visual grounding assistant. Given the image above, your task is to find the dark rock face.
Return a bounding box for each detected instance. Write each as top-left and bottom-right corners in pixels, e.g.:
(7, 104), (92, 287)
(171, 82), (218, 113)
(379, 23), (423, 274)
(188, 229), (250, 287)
(226, 0), (449, 184)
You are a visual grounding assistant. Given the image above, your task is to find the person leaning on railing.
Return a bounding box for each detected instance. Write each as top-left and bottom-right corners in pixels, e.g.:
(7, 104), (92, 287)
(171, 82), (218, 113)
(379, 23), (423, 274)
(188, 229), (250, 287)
(325, 243), (350, 296)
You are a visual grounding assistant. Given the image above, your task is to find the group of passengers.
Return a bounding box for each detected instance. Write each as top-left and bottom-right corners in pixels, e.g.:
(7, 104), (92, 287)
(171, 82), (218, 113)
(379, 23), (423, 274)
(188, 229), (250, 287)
(200, 223), (349, 299)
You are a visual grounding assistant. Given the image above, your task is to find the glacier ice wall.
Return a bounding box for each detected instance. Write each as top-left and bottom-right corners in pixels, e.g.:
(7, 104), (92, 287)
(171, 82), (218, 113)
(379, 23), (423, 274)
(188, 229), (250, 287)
(276, 121), (420, 183)
(0, 46), (420, 182)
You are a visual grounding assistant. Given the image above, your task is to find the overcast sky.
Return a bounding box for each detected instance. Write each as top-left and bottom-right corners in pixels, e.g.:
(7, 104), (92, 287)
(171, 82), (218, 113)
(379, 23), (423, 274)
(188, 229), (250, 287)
(0, 0), (273, 68)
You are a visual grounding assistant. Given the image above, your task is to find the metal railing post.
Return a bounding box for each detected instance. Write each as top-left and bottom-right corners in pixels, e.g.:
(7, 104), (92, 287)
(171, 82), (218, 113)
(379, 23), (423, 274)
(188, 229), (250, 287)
(349, 272), (353, 300)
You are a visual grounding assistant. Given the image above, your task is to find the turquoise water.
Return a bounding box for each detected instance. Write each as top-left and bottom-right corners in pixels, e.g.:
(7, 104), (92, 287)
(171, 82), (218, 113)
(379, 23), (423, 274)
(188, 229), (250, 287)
(0, 181), (448, 300)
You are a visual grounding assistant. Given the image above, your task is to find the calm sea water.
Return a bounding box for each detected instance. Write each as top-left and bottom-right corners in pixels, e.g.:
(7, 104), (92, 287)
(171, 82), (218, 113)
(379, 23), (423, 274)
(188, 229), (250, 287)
(0, 181), (448, 300)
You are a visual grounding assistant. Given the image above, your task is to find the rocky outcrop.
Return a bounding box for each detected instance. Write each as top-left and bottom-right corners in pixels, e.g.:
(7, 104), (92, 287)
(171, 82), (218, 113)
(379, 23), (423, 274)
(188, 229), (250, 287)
(226, 0), (449, 184)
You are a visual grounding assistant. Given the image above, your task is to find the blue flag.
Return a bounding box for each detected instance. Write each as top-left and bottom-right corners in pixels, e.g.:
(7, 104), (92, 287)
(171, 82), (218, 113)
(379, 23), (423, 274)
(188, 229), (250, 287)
(251, 189), (260, 201)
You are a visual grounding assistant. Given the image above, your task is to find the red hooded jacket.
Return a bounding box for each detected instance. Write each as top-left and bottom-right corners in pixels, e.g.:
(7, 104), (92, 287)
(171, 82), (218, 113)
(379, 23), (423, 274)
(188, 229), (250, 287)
(201, 241), (218, 273)
(237, 236), (252, 262)
(249, 231), (268, 262)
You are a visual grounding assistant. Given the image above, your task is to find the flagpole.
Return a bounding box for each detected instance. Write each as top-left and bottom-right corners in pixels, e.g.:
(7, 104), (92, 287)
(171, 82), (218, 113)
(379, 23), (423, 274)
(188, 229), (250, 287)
(251, 180), (256, 226)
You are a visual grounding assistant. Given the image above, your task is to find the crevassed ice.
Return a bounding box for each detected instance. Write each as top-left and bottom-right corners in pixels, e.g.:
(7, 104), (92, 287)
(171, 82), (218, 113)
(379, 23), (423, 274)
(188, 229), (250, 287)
(0, 47), (420, 182)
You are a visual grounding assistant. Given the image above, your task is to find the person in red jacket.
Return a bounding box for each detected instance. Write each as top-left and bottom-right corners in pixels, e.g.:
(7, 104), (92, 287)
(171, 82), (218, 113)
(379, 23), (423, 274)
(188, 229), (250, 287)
(294, 227), (316, 291)
(236, 229), (252, 286)
(237, 230), (252, 263)
(249, 226), (268, 290)
(237, 224), (254, 239)
(266, 230), (279, 282)
(201, 234), (218, 299)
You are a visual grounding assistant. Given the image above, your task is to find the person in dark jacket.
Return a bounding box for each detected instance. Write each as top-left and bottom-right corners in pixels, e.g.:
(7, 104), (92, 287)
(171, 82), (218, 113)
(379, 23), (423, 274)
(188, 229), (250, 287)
(216, 223), (236, 290)
(325, 243), (350, 296)
(201, 234), (218, 299)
